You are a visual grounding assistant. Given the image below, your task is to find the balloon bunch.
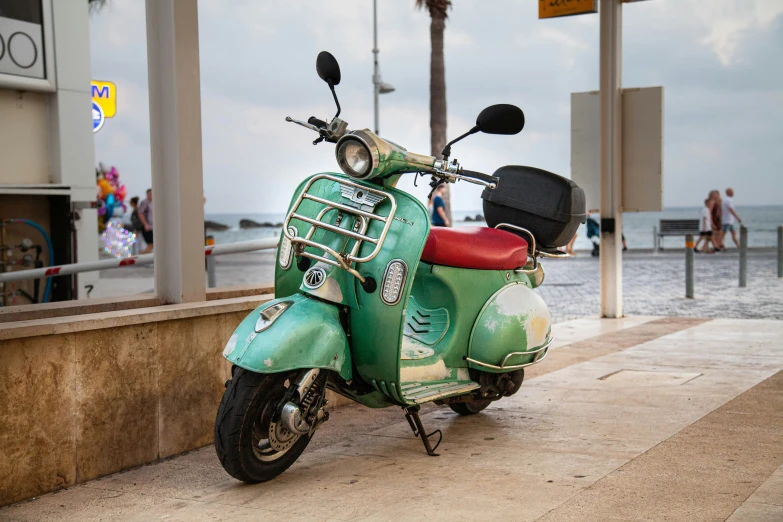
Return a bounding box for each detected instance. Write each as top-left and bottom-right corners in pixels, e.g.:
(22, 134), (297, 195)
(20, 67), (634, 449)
(96, 164), (136, 257)
(96, 164), (128, 227)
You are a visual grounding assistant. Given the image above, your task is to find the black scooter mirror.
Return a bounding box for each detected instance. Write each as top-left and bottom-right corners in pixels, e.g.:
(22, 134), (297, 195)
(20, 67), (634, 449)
(440, 103), (525, 159)
(316, 51), (342, 119)
(476, 104), (525, 135)
(316, 51), (341, 87)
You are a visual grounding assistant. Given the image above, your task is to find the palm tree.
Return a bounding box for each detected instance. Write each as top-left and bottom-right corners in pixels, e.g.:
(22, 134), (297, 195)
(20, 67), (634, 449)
(416, 0), (453, 225)
(88, 0), (106, 13)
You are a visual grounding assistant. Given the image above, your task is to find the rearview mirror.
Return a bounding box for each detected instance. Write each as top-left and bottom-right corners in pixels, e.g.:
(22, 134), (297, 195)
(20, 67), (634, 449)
(476, 104), (525, 135)
(316, 51), (341, 87)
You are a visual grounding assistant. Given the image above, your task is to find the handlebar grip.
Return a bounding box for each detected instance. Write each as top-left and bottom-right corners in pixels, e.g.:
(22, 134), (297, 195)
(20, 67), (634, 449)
(308, 116), (327, 129)
(461, 170), (499, 185)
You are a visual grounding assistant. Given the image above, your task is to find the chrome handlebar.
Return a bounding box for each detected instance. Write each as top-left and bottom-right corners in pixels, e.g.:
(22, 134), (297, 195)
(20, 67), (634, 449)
(286, 116), (497, 189)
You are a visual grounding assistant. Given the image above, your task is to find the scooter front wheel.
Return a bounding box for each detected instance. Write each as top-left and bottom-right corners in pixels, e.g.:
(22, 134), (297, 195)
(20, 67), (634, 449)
(214, 368), (314, 483)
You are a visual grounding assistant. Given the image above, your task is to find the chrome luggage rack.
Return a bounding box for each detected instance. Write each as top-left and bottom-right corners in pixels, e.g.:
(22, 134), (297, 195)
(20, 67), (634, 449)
(283, 174), (397, 283)
(494, 223), (569, 274)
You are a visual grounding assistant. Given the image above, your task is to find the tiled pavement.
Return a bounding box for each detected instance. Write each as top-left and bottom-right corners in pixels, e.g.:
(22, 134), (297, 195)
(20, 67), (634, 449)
(3, 316), (782, 521)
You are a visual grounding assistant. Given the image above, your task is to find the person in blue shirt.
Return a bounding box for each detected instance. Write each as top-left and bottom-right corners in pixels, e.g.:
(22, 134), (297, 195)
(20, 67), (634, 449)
(431, 185), (450, 227)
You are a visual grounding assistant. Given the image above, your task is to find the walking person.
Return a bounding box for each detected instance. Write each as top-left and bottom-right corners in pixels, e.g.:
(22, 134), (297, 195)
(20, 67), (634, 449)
(694, 198), (715, 253)
(129, 197), (142, 232)
(129, 197), (143, 255)
(709, 190), (723, 251)
(137, 188), (154, 254)
(721, 187), (743, 248)
(430, 185), (450, 227)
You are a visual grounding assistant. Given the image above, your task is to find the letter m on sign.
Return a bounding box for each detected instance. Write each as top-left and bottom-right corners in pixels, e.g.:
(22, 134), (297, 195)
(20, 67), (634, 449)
(92, 85), (110, 98)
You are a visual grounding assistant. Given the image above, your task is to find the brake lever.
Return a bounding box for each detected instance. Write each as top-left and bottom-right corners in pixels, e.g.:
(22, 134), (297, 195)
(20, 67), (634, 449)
(312, 136), (325, 146)
(285, 116), (321, 133)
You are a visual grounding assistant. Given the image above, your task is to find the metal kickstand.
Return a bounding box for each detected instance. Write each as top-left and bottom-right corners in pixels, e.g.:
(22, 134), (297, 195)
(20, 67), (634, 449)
(403, 406), (442, 457)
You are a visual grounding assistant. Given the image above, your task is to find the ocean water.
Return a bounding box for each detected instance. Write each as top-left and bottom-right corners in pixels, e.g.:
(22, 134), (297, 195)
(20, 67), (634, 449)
(206, 205), (783, 250)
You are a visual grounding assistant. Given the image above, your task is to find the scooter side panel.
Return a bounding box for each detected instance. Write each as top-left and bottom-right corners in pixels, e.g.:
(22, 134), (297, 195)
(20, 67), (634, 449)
(222, 294), (352, 380)
(349, 188), (431, 401)
(467, 282), (552, 372)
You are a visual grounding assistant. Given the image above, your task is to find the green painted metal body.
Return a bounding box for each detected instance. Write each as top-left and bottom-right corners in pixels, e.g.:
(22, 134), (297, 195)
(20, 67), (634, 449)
(225, 171), (552, 408)
(222, 293), (351, 381)
(468, 283), (552, 370)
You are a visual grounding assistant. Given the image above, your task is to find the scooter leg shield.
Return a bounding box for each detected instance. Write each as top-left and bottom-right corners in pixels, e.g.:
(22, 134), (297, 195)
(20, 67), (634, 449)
(221, 294), (351, 381)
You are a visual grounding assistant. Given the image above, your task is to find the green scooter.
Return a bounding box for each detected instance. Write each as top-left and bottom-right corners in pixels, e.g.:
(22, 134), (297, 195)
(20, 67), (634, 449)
(215, 52), (585, 483)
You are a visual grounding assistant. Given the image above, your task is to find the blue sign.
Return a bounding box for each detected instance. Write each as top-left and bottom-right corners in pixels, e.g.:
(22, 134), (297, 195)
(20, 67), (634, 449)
(92, 101), (105, 133)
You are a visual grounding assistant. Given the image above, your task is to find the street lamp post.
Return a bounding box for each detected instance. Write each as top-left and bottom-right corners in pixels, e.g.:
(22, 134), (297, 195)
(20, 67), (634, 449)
(373, 0), (394, 135)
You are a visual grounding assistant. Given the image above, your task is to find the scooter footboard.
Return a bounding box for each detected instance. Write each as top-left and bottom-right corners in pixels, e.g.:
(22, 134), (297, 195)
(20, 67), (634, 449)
(467, 282), (552, 372)
(222, 294), (352, 380)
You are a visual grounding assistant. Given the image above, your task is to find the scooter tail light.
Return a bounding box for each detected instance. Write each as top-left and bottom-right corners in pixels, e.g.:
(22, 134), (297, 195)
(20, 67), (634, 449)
(279, 226), (297, 269)
(381, 259), (407, 305)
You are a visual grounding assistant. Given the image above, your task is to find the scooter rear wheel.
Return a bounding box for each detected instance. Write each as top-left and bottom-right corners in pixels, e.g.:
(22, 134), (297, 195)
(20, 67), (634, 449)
(449, 399), (492, 415)
(214, 368), (314, 483)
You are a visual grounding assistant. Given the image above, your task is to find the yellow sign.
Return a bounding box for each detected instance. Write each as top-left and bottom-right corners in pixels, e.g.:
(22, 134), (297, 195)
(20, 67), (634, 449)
(539, 0), (597, 19)
(91, 80), (117, 118)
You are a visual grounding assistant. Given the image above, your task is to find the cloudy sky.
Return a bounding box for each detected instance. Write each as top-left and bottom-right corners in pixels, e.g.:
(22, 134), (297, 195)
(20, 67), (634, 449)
(90, 0), (783, 214)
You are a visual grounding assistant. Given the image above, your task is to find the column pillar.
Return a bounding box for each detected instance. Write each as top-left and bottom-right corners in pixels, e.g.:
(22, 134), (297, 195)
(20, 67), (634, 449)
(145, 0), (206, 303)
(49, 0), (98, 297)
(599, 0), (623, 318)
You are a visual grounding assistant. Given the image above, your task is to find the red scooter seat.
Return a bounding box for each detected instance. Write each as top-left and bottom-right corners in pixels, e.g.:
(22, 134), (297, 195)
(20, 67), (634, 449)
(421, 227), (529, 270)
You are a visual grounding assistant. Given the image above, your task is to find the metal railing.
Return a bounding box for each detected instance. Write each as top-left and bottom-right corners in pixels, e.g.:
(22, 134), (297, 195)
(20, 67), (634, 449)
(0, 238), (278, 284)
(685, 225), (783, 297)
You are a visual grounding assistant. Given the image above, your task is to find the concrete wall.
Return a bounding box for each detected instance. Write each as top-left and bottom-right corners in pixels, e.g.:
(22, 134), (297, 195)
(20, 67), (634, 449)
(0, 296), (268, 506)
(0, 90), (50, 184)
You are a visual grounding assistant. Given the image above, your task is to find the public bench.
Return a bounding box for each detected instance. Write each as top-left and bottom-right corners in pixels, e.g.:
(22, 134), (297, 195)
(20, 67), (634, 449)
(655, 219), (700, 251)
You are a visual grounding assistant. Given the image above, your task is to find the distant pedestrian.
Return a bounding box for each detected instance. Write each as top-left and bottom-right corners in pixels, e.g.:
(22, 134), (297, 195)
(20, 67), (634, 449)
(694, 198), (714, 253)
(584, 214), (626, 257)
(720, 187), (743, 248)
(586, 215), (600, 257)
(430, 185), (450, 227)
(129, 197), (142, 232)
(709, 190), (723, 250)
(137, 188), (154, 254)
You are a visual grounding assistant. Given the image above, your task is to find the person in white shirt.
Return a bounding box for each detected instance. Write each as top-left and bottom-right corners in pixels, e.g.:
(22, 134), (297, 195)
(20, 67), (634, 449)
(720, 187), (743, 248)
(694, 198), (714, 253)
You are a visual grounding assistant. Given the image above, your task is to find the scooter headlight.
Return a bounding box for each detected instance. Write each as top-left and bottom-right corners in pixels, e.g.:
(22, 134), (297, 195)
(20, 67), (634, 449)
(336, 136), (375, 179)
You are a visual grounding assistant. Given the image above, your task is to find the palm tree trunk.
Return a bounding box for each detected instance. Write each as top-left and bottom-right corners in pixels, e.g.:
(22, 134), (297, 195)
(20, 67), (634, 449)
(429, 10), (452, 224)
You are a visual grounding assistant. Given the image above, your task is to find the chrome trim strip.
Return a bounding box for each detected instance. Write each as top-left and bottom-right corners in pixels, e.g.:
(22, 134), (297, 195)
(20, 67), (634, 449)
(255, 300), (294, 333)
(465, 337), (554, 371)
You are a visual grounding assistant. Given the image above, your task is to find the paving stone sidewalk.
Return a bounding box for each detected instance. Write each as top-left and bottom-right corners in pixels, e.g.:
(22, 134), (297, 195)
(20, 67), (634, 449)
(536, 250), (782, 323)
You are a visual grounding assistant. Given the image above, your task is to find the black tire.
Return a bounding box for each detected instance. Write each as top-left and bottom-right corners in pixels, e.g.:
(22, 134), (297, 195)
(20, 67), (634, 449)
(449, 399), (492, 416)
(214, 368), (314, 483)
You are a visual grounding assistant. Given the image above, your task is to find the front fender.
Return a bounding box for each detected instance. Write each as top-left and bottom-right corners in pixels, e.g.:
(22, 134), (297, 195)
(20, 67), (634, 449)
(222, 293), (351, 380)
